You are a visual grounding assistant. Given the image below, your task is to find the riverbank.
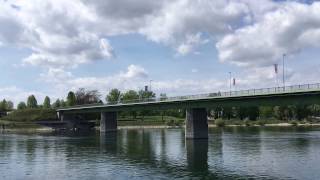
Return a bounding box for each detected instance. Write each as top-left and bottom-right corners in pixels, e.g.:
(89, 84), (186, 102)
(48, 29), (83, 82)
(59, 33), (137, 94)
(2, 115), (320, 131)
(2, 121), (320, 132)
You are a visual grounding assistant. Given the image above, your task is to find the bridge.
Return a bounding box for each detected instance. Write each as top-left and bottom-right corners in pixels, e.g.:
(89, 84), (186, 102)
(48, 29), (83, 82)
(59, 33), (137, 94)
(57, 83), (320, 139)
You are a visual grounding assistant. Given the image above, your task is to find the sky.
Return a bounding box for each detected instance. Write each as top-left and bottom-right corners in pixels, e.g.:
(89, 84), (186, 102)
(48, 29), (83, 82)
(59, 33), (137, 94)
(1, 0), (320, 105)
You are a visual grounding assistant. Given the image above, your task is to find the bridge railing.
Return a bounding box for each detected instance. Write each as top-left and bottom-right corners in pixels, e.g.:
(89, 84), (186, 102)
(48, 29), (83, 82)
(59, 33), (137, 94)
(58, 83), (320, 109)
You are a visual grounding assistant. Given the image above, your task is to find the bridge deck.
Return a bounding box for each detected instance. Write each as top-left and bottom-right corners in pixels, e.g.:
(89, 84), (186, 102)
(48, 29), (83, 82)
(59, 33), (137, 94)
(57, 83), (320, 113)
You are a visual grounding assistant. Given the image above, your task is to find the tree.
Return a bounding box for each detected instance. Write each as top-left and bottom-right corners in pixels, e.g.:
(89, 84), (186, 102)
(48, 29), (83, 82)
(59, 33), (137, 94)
(66, 91), (76, 106)
(27, 95), (38, 108)
(138, 90), (156, 101)
(106, 89), (121, 104)
(75, 88), (101, 105)
(6, 101), (13, 111)
(0, 99), (7, 111)
(247, 106), (259, 120)
(53, 99), (61, 108)
(122, 90), (139, 118)
(17, 102), (27, 110)
(122, 90), (139, 103)
(222, 106), (233, 120)
(43, 96), (51, 109)
(259, 106), (273, 119)
(60, 99), (66, 107)
(237, 106), (247, 120)
(296, 105), (309, 120)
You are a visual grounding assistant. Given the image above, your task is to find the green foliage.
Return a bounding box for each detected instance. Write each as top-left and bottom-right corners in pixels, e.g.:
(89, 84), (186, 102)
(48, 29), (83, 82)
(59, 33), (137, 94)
(238, 106), (247, 120)
(247, 106), (259, 120)
(27, 95), (38, 108)
(165, 119), (183, 126)
(0, 99), (13, 111)
(290, 120), (298, 126)
(296, 105), (310, 120)
(215, 119), (225, 127)
(138, 90), (156, 101)
(222, 107), (232, 120)
(60, 99), (66, 107)
(106, 89), (121, 104)
(244, 119), (251, 126)
(122, 90), (139, 103)
(256, 119), (266, 126)
(259, 106), (273, 119)
(43, 96), (51, 109)
(2, 108), (56, 122)
(17, 102), (27, 110)
(66, 91), (76, 106)
(52, 99), (61, 108)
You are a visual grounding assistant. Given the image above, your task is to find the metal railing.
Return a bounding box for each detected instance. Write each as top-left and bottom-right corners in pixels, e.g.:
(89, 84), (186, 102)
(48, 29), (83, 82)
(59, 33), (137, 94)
(58, 83), (320, 110)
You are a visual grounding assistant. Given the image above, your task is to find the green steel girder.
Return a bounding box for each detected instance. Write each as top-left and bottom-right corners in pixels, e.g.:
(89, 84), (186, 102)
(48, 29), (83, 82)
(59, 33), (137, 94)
(57, 90), (320, 115)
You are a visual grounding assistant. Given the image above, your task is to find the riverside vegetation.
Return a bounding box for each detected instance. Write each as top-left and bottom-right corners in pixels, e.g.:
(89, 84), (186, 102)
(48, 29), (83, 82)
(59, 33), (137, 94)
(1, 88), (320, 129)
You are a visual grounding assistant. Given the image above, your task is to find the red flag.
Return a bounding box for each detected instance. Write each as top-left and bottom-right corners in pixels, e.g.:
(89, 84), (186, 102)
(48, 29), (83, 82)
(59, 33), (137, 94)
(233, 78), (236, 86)
(274, 64), (278, 74)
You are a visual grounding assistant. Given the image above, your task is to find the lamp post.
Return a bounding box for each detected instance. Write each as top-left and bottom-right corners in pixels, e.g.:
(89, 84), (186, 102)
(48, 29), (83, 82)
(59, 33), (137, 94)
(229, 72), (232, 95)
(282, 53), (286, 90)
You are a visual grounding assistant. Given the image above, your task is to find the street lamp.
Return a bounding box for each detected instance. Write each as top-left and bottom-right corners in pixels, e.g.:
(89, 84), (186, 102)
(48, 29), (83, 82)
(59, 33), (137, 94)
(282, 53), (286, 90)
(229, 72), (232, 94)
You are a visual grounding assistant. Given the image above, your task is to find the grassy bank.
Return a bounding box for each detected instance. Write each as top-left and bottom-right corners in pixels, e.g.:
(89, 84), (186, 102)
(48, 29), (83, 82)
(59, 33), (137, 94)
(1, 109), (319, 130)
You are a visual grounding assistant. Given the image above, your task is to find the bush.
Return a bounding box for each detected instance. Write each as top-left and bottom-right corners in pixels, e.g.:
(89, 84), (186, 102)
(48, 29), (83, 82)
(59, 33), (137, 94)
(257, 120), (266, 126)
(244, 120), (251, 126)
(215, 119), (225, 127)
(2, 108), (57, 122)
(166, 119), (183, 127)
(290, 120), (298, 126)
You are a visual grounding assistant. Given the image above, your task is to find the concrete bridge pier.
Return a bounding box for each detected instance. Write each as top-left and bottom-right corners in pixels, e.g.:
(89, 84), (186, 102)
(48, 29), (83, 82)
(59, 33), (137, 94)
(57, 111), (64, 121)
(185, 108), (208, 139)
(100, 112), (117, 133)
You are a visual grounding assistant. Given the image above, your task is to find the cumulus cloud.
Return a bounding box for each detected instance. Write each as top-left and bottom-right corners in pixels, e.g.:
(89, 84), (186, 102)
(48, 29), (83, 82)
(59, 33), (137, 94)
(176, 33), (209, 56)
(216, 1), (320, 67)
(0, 0), (115, 68)
(39, 65), (149, 97)
(0, 0), (258, 67)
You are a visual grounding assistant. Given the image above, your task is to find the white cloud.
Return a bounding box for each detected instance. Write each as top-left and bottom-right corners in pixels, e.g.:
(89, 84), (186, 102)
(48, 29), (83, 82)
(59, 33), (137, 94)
(176, 33), (209, 56)
(0, 0), (115, 69)
(216, 2), (320, 67)
(39, 65), (149, 99)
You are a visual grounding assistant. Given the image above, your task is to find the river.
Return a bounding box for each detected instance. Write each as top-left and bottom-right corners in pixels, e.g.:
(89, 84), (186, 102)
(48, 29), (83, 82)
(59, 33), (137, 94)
(1, 126), (320, 179)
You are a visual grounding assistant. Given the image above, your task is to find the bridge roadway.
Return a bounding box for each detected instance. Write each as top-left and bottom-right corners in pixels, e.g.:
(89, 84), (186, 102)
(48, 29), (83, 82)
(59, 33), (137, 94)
(57, 83), (320, 139)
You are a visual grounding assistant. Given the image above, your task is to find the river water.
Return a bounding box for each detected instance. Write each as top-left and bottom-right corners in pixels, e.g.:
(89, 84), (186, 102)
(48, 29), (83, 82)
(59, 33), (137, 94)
(1, 127), (320, 180)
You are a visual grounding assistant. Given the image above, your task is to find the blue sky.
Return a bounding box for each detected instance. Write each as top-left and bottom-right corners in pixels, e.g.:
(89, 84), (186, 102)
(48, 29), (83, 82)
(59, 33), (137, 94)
(0, 0), (320, 105)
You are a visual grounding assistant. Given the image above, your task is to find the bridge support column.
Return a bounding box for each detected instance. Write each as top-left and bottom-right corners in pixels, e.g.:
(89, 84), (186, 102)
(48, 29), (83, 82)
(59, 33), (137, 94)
(185, 108), (208, 139)
(100, 112), (117, 133)
(57, 111), (64, 121)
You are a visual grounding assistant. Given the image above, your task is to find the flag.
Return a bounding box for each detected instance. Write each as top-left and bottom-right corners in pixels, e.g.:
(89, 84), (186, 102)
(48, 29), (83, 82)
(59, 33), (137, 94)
(274, 64), (278, 74)
(233, 78), (236, 86)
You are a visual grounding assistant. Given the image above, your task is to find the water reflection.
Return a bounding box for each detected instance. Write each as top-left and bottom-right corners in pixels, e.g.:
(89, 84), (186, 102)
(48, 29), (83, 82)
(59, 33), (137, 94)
(1, 127), (320, 179)
(186, 139), (208, 173)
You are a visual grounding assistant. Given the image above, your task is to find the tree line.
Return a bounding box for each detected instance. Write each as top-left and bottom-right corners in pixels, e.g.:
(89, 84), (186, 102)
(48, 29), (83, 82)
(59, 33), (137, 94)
(1, 87), (320, 121)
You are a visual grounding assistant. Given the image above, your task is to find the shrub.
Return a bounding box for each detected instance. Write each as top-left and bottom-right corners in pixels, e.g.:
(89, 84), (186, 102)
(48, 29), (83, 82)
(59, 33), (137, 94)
(290, 120), (298, 126)
(2, 108), (57, 122)
(257, 120), (266, 126)
(244, 120), (251, 126)
(215, 119), (225, 127)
